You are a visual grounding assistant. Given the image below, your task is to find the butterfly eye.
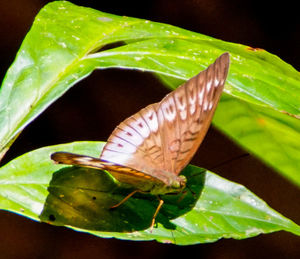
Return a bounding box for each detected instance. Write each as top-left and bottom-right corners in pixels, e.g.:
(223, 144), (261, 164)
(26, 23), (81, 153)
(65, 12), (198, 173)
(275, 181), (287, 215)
(179, 175), (187, 185)
(171, 181), (180, 189)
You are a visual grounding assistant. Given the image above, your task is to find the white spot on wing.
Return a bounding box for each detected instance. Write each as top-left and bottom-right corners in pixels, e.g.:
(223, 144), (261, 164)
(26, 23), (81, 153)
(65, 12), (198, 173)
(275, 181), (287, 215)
(174, 89), (187, 120)
(130, 117), (150, 138)
(203, 99), (209, 111)
(187, 83), (197, 115)
(214, 77), (220, 87)
(206, 79), (212, 92)
(101, 149), (131, 164)
(190, 103), (196, 115)
(143, 109), (158, 132)
(105, 139), (137, 153)
(161, 97), (176, 122)
(180, 110), (187, 120)
(116, 125), (144, 146)
(198, 86), (204, 105)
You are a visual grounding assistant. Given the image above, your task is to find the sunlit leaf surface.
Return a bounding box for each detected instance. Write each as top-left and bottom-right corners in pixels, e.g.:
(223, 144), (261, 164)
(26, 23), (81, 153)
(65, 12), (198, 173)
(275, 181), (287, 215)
(0, 142), (299, 245)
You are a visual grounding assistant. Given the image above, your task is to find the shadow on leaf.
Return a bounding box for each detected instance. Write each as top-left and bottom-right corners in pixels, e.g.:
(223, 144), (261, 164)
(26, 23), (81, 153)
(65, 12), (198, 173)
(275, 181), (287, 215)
(39, 165), (205, 232)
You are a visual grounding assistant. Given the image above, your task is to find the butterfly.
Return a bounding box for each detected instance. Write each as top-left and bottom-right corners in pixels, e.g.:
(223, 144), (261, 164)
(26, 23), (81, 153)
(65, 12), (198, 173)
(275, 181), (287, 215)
(51, 52), (230, 229)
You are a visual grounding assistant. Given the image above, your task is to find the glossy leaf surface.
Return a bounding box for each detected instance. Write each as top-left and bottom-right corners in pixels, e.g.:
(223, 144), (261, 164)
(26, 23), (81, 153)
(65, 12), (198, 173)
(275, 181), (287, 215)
(0, 142), (299, 245)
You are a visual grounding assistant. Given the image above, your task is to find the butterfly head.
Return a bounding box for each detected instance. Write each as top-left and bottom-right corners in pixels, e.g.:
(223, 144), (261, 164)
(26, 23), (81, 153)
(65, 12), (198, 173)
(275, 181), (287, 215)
(171, 175), (186, 190)
(150, 174), (186, 195)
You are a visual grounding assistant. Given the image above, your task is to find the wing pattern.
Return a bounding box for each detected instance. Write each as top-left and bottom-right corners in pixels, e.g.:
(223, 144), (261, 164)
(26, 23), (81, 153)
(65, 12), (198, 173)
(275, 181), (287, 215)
(100, 53), (230, 176)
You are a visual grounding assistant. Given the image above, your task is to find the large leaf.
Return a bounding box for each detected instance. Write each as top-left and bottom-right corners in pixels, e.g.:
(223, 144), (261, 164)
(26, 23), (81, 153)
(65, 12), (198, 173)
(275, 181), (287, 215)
(0, 141), (299, 245)
(0, 1), (300, 244)
(214, 96), (300, 185)
(1, 1), (300, 190)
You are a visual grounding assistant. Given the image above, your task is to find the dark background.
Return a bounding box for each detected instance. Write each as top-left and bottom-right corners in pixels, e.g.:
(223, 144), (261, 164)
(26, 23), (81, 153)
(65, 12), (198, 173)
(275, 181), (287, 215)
(1, 0), (300, 258)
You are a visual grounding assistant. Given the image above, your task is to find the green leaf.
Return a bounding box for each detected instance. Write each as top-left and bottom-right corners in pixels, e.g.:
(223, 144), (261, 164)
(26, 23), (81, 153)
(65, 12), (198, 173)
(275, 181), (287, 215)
(0, 141), (299, 245)
(214, 95), (300, 185)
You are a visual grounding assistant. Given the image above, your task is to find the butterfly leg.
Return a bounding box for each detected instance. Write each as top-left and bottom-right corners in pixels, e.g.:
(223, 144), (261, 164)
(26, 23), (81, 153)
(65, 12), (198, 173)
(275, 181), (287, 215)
(150, 197), (164, 232)
(110, 189), (139, 209)
(175, 189), (189, 203)
(110, 191), (164, 232)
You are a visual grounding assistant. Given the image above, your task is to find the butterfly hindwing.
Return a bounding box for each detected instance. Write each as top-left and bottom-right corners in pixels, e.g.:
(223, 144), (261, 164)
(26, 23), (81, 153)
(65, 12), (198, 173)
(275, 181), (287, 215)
(51, 152), (164, 190)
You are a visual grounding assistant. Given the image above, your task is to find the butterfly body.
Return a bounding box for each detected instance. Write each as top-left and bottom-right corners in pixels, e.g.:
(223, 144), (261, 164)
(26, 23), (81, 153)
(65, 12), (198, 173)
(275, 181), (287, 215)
(51, 53), (230, 229)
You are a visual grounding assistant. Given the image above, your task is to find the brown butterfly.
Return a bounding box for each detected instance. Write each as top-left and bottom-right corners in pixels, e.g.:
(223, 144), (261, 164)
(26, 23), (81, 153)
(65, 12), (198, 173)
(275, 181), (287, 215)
(51, 52), (230, 229)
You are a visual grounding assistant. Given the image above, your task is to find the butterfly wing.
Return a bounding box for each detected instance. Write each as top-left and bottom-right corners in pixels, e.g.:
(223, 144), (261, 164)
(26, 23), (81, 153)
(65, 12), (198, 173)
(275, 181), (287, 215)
(51, 152), (165, 191)
(100, 53), (230, 176)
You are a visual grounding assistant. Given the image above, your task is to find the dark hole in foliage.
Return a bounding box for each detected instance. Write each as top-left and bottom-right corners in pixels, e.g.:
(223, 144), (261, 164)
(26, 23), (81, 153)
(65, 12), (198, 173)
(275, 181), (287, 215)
(49, 214), (56, 222)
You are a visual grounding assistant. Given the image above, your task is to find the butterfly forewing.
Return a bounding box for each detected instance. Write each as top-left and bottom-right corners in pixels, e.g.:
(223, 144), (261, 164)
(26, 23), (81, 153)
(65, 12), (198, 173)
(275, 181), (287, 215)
(100, 53), (230, 177)
(169, 53), (229, 174)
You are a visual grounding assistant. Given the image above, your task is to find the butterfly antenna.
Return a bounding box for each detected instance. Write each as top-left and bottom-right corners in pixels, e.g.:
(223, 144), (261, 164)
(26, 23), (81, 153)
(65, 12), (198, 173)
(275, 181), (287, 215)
(208, 153), (250, 171)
